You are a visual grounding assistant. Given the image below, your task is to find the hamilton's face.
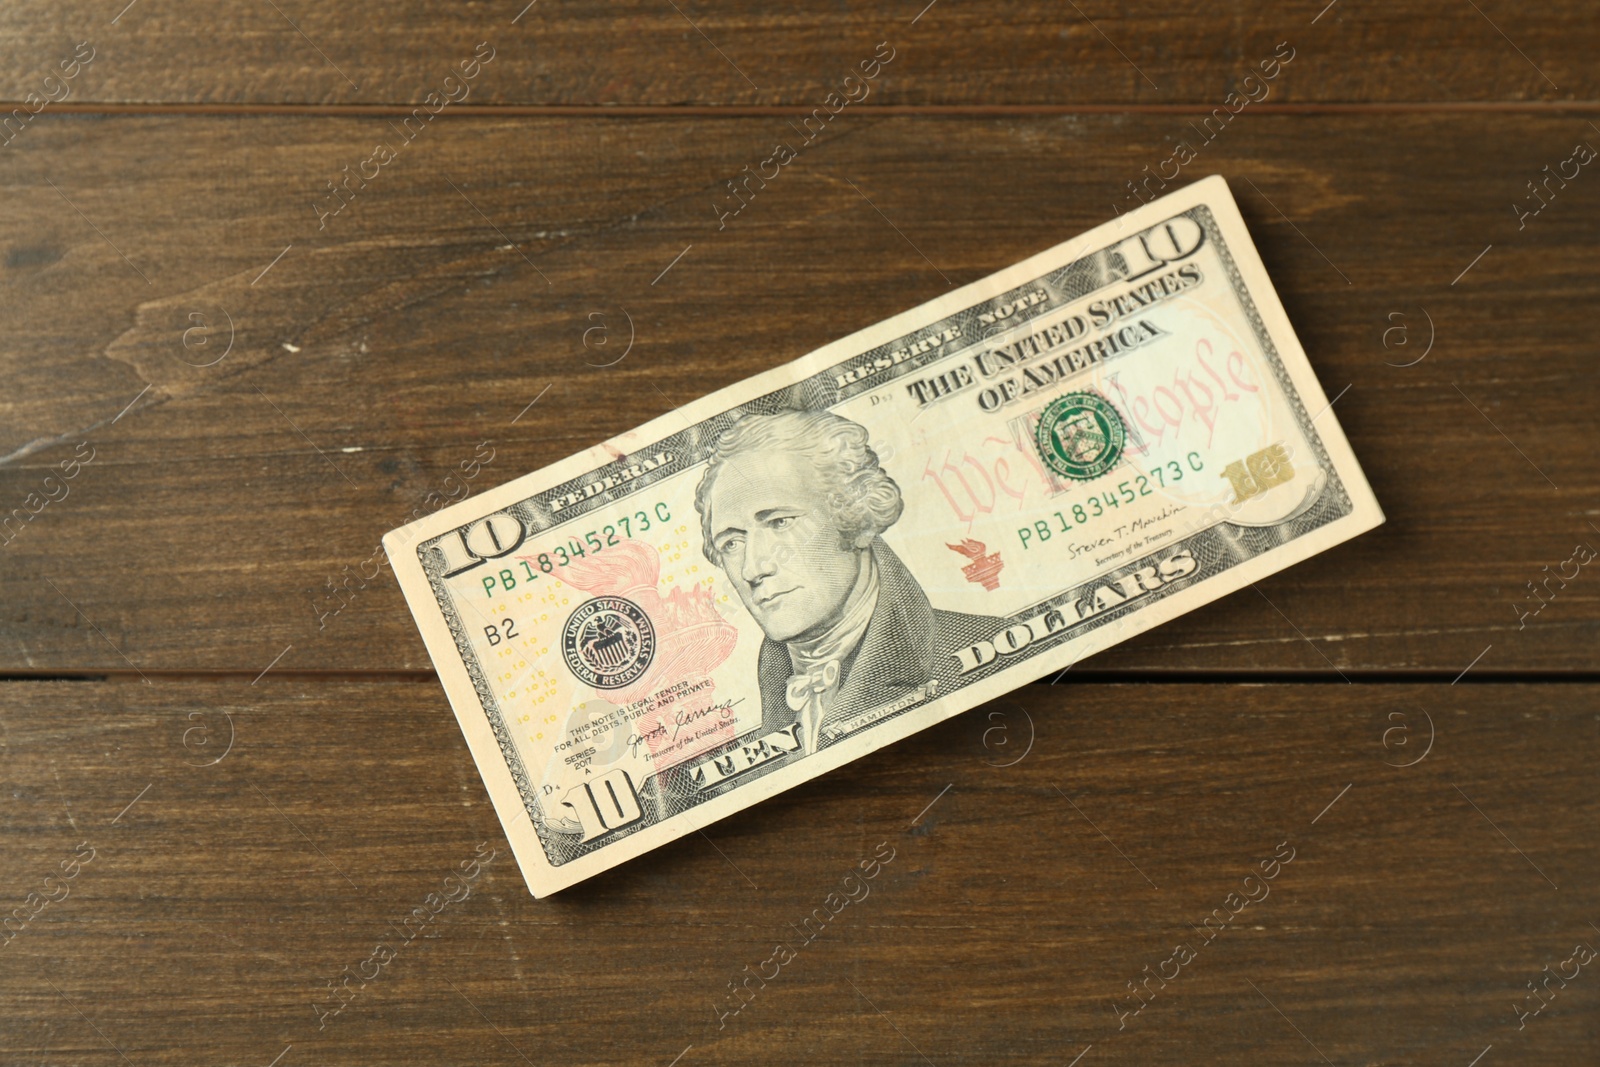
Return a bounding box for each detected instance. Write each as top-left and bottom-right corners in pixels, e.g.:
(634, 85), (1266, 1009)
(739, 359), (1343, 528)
(706, 451), (867, 644)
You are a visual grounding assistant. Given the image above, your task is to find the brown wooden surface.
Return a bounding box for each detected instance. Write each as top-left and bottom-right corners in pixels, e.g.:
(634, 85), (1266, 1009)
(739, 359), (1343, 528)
(2, 1), (1597, 105)
(4, 4), (1598, 1065)
(2, 681), (1595, 1065)
(3, 113), (1599, 672)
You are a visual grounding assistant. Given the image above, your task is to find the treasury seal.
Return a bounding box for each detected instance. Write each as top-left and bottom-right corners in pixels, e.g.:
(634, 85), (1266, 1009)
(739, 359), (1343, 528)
(561, 596), (656, 689)
(1035, 391), (1126, 481)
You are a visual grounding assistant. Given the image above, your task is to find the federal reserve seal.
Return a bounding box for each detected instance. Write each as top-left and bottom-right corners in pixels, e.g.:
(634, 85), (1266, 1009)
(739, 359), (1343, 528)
(561, 596), (656, 689)
(1035, 391), (1126, 481)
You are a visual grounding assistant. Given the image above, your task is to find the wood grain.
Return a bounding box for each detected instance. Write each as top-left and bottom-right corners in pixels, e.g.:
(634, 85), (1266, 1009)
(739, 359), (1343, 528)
(0, 1), (1595, 107)
(2, 112), (1597, 672)
(1, 680), (1593, 1065)
(4, 7), (1594, 1067)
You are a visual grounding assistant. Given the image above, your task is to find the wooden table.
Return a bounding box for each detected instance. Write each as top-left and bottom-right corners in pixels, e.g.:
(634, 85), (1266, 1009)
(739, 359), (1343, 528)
(3, 3), (1597, 1063)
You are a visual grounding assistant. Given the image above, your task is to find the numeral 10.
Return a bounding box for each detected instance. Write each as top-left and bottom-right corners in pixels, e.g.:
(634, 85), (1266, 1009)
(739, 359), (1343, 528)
(1221, 443), (1295, 505)
(561, 769), (644, 843)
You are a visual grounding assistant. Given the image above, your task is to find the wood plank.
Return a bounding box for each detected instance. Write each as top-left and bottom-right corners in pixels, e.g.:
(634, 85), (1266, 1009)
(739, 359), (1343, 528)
(2, 112), (1598, 672)
(1, 680), (1594, 1064)
(0, 1), (1595, 107)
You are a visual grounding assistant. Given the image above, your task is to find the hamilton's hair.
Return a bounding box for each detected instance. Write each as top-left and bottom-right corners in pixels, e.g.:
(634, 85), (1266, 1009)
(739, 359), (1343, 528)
(694, 410), (904, 565)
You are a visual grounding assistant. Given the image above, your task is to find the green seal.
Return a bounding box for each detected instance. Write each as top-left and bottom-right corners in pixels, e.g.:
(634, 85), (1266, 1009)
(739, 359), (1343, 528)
(1035, 391), (1126, 481)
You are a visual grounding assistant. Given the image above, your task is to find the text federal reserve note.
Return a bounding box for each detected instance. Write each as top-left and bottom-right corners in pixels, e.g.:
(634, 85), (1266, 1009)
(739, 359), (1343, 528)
(385, 175), (1383, 897)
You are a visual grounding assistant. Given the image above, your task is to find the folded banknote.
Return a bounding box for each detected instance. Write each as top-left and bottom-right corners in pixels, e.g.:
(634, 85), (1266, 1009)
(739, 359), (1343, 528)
(385, 175), (1382, 897)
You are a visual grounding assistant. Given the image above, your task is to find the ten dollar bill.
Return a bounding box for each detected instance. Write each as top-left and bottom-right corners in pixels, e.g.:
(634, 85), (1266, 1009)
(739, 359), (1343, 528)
(385, 175), (1383, 897)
